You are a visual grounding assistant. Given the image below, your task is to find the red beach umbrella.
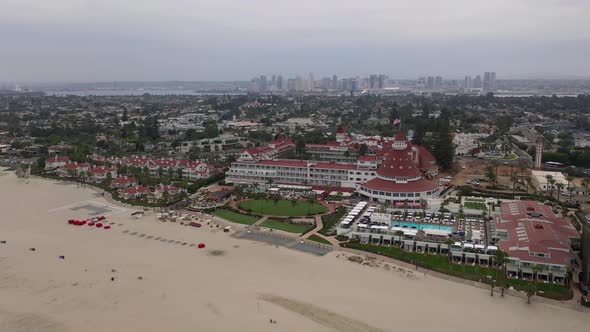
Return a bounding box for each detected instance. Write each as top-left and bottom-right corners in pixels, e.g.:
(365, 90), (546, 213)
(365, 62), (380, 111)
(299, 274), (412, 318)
(79, 221), (86, 226)
(88, 222), (95, 226)
(104, 225), (111, 230)
(197, 243), (205, 249)
(96, 223), (103, 228)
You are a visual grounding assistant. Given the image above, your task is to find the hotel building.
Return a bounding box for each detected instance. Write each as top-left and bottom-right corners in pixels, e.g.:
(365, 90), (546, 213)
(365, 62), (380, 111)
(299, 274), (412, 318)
(226, 128), (440, 204)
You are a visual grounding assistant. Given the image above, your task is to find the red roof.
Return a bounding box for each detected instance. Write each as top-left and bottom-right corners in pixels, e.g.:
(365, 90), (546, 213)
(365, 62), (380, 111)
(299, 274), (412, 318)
(47, 156), (70, 163)
(336, 125), (345, 134)
(357, 156), (378, 162)
(242, 159), (358, 171)
(89, 166), (115, 174)
(496, 201), (579, 265)
(62, 162), (89, 170)
(377, 149), (421, 178)
(111, 176), (136, 184)
(120, 186), (150, 195)
(156, 185), (181, 192)
(362, 177), (438, 193)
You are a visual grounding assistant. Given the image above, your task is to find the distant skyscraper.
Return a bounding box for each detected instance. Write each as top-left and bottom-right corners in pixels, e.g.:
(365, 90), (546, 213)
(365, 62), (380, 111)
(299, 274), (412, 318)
(260, 75), (267, 92)
(307, 73), (315, 91)
(271, 75), (276, 90)
(351, 79), (358, 92)
(369, 74), (377, 90)
(483, 72), (496, 92)
(295, 75), (304, 91)
(277, 75), (283, 91)
(473, 75), (482, 89)
(427, 76), (434, 90)
(378, 74), (387, 89)
(464, 76), (472, 90)
(491, 72), (497, 91)
(434, 76), (443, 90)
(332, 75), (338, 90)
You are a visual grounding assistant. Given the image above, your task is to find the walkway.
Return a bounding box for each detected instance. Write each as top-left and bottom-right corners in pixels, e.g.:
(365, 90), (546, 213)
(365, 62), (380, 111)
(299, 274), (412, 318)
(302, 215), (340, 246)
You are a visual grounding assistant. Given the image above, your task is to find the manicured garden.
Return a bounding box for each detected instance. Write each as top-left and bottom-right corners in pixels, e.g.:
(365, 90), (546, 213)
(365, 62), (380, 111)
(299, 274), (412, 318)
(260, 219), (314, 234)
(319, 206), (347, 236)
(212, 209), (259, 225)
(307, 234), (332, 245)
(464, 201), (487, 210)
(342, 242), (572, 300)
(238, 199), (328, 217)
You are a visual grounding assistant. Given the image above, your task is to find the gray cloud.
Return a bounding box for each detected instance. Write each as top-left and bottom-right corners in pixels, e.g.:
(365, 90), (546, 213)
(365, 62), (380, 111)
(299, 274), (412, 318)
(1, 0), (589, 81)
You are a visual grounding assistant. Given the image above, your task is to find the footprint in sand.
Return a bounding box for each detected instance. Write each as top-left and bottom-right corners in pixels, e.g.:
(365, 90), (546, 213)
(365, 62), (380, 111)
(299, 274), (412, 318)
(122, 230), (129, 234)
(155, 237), (161, 240)
(181, 242), (187, 246)
(189, 244), (195, 247)
(175, 240), (181, 244)
(146, 236), (153, 239)
(139, 234), (145, 237)
(167, 240), (174, 243)
(130, 232), (138, 236)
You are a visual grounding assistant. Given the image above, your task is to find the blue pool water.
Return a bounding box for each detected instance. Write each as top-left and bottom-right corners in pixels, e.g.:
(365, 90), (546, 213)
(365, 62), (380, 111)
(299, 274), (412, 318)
(393, 221), (453, 232)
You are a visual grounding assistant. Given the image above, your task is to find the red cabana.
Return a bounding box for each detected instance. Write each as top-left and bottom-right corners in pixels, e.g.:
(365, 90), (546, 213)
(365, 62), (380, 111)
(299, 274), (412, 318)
(197, 243), (206, 249)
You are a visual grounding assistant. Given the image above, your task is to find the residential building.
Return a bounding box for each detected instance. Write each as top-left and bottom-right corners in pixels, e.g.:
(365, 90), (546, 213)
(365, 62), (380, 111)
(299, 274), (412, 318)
(493, 200), (579, 283)
(119, 185), (150, 200)
(45, 156), (70, 170)
(110, 176), (137, 189)
(58, 162), (90, 177)
(88, 166), (117, 183)
(180, 134), (246, 154)
(530, 170), (568, 192)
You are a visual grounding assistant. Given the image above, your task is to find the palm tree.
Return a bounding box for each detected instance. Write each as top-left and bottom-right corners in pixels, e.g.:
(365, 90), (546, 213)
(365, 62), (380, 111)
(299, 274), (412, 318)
(444, 238), (454, 263)
(532, 265), (543, 282)
(524, 282), (536, 304)
(545, 175), (555, 198)
(420, 199), (428, 218)
(394, 230), (405, 246)
(494, 250), (509, 297)
(525, 175), (533, 194)
(556, 182), (564, 201)
(582, 177), (590, 197)
(565, 175), (575, 202)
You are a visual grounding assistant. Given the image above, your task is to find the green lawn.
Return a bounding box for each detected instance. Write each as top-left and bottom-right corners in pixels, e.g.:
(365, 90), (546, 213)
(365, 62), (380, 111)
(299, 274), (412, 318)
(212, 209), (259, 225)
(238, 199), (328, 217)
(343, 242), (572, 300)
(307, 234), (332, 245)
(464, 201), (487, 210)
(260, 219), (314, 234)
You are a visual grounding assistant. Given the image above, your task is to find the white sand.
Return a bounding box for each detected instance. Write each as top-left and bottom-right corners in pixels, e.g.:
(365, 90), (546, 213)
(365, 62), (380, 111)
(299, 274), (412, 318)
(0, 171), (588, 331)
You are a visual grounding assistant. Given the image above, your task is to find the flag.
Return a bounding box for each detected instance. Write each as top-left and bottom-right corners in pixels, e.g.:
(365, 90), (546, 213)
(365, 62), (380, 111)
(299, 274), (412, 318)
(392, 118), (400, 125)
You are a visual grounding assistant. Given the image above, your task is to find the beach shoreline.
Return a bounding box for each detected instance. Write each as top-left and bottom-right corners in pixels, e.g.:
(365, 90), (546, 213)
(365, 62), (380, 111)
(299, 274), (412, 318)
(0, 171), (588, 331)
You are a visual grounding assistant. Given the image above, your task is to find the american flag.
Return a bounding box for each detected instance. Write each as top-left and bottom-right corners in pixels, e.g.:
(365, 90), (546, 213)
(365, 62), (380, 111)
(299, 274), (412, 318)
(392, 118), (400, 125)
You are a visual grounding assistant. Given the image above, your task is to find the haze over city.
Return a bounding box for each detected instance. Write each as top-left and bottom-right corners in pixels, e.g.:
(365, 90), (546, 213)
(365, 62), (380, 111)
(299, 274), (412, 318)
(2, 0), (590, 82)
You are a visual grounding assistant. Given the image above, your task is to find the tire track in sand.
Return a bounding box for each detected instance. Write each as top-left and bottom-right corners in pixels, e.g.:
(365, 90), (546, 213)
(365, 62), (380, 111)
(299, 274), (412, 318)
(258, 294), (385, 332)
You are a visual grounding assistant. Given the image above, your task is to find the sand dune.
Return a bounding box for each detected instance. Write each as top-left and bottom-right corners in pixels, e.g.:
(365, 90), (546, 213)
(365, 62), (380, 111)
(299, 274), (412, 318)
(0, 171), (588, 331)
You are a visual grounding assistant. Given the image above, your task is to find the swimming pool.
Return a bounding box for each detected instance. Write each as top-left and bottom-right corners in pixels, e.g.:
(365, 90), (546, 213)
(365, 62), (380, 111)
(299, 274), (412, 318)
(392, 221), (453, 232)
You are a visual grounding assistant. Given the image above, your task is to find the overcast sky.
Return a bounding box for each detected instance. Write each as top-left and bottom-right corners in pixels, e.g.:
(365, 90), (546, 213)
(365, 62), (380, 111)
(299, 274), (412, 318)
(1, 0), (589, 82)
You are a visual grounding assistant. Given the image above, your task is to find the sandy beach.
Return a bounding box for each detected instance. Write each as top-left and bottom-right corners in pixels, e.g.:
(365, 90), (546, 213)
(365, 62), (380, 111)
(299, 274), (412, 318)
(0, 170), (588, 331)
